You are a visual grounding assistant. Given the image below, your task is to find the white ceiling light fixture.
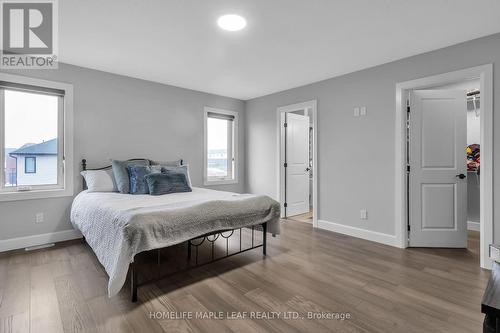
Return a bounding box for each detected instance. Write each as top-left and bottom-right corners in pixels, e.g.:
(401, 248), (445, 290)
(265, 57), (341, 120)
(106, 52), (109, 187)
(217, 14), (247, 31)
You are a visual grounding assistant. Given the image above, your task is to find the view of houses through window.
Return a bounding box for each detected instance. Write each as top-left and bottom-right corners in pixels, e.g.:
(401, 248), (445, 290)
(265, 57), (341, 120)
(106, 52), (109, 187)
(205, 108), (238, 184)
(3, 89), (59, 187)
(207, 117), (230, 178)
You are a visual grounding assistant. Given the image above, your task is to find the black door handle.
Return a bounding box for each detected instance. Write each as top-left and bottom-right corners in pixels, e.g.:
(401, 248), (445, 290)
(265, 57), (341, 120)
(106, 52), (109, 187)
(305, 167), (310, 172)
(456, 174), (466, 179)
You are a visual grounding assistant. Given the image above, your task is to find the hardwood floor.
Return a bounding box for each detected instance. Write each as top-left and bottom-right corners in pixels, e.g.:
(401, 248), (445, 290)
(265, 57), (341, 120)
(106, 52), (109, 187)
(287, 211), (313, 224)
(0, 220), (489, 333)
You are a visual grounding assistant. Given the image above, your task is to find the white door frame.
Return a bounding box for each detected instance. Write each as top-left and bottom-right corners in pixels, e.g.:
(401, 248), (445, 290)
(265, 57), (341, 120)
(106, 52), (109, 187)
(277, 100), (318, 227)
(395, 64), (493, 269)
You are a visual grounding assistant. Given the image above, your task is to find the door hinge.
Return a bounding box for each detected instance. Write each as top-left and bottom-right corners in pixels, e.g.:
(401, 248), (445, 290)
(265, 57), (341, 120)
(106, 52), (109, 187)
(407, 224), (411, 231)
(407, 106), (410, 113)
(284, 122), (288, 128)
(284, 162), (288, 168)
(407, 165), (410, 173)
(284, 202), (288, 208)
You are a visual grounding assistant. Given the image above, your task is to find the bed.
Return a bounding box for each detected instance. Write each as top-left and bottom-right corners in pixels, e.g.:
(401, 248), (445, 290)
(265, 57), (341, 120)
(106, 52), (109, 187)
(71, 159), (280, 302)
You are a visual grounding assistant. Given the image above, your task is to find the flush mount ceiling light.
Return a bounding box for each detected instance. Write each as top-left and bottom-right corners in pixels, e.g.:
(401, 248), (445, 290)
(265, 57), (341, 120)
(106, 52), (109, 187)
(217, 14), (247, 31)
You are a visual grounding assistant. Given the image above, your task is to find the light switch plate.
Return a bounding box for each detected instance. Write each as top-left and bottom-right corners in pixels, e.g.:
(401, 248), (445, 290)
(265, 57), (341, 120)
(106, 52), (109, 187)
(360, 106), (367, 116)
(360, 209), (368, 220)
(354, 107), (360, 117)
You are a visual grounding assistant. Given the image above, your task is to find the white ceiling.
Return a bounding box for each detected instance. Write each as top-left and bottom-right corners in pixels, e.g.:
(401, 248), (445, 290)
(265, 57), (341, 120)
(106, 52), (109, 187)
(59, 0), (500, 100)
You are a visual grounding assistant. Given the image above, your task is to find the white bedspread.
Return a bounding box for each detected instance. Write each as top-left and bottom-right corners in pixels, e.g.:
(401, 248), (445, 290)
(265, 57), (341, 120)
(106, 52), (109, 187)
(70, 187), (280, 297)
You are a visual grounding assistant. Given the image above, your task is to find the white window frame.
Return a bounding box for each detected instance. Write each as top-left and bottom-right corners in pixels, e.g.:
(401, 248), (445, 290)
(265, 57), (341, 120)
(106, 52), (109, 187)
(0, 73), (74, 202)
(203, 106), (238, 185)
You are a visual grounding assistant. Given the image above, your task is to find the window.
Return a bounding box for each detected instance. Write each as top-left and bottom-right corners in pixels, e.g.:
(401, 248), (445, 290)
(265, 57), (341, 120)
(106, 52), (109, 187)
(0, 73), (74, 201)
(25, 157), (36, 174)
(204, 107), (238, 185)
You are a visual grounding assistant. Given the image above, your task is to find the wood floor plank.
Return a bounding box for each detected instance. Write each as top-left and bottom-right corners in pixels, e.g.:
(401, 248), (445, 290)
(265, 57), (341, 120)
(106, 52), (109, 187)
(171, 294), (232, 333)
(0, 311), (29, 333)
(139, 284), (193, 333)
(0, 263), (30, 319)
(87, 296), (134, 333)
(185, 277), (276, 333)
(54, 274), (97, 333)
(0, 257), (7, 308)
(191, 271), (298, 333)
(30, 264), (64, 333)
(108, 289), (167, 333)
(245, 288), (330, 333)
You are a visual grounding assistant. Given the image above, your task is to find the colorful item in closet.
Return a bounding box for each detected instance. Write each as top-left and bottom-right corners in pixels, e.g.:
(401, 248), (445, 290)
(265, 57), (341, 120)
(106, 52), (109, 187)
(467, 144), (480, 172)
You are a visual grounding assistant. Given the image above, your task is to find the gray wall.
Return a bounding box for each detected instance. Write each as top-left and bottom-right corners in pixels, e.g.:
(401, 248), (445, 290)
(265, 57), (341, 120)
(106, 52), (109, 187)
(245, 33), (500, 239)
(0, 63), (245, 241)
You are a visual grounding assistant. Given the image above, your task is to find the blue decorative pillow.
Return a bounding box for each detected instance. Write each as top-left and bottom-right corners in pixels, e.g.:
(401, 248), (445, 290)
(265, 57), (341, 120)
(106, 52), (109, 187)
(128, 165), (161, 194)
(145, 172), (192, 196)
(111, 159), (150, 194)
(161, 165), (192, 187)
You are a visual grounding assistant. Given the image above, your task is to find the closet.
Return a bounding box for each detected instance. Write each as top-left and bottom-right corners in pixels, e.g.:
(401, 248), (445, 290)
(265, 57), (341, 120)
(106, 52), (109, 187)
(467, 89), (480, 226)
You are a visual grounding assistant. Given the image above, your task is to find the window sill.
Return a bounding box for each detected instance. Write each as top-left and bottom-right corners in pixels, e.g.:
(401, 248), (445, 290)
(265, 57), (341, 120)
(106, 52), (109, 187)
(204, 179), (238, 186)
(0, 187), (73, 202)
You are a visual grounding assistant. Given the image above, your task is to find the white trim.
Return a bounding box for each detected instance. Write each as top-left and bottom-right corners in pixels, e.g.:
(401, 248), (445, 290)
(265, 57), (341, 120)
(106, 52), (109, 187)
(468, 221), (480, 232)
(0, 229), (82, 252)
(203, 179), (238, 186)
(317, 220), (399, 247)
(203, 106), (239, 186)
(395, 64), (493, 269)
(277, 100), (318, 228)
(0, 72), (74, 202)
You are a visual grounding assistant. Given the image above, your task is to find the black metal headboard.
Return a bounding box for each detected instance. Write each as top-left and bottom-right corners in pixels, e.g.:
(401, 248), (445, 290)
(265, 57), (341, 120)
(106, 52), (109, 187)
(81, 158), (183, 190)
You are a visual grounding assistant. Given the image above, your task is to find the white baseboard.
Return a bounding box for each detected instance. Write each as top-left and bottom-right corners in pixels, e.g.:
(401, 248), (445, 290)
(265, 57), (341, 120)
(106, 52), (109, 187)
(467, 221), (480, 231)
(317, 219), (398, 247)
(0, 229), (82, 252)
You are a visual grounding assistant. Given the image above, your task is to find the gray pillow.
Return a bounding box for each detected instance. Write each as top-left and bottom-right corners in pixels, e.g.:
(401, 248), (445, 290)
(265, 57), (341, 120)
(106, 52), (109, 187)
(128, 165), (161, 194)
(145, 172), (192, 195)
(150, 159), (182, 167)
(111, 159), (150, 194)
(161, 165), (192, 187)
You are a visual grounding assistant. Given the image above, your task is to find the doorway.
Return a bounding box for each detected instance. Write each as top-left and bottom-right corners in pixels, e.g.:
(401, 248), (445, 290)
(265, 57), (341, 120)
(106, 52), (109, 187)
(407, 80), (480, 251)
(395, 65), (493, 269)
(277, 100), (318, 227)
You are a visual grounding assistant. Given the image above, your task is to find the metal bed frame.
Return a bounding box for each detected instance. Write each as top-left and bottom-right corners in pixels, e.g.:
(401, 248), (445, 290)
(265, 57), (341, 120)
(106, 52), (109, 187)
(81, 158), (267, 302)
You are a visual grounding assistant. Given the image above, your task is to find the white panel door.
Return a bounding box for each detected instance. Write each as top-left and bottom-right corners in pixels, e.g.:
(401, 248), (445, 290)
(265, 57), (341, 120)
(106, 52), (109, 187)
(409, 90), (467, 247)
(285, 113), (310, 217)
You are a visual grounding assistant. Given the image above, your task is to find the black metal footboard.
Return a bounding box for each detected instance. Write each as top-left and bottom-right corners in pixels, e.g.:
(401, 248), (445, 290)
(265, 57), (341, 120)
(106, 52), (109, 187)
(130, 222), (267, 302)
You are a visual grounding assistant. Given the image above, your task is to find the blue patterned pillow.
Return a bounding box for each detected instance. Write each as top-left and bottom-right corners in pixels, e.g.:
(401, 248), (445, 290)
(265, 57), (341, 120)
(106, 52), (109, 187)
(127, 165), (161, 194)
(145, 172), (192, 196)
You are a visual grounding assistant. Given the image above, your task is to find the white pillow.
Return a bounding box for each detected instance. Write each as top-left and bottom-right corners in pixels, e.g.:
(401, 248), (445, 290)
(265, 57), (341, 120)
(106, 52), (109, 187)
(81, 169), (117, 192)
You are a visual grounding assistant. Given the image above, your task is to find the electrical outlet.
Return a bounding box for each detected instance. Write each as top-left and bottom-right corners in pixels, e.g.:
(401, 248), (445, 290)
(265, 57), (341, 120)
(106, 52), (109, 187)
(354, 107), (360, 117)
(360, 106), (367, 116)
(360, 209), (368, 220)
(35, 213), (44, 223)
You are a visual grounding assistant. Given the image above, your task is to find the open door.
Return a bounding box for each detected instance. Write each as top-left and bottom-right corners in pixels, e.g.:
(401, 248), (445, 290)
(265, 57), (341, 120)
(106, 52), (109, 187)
(285, 113), (310, 217)
(409, 90), (467, 247)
